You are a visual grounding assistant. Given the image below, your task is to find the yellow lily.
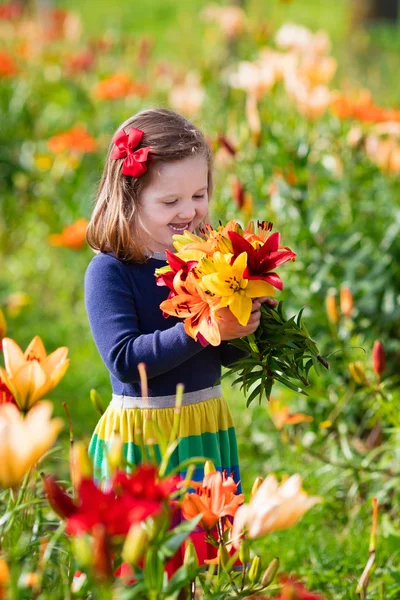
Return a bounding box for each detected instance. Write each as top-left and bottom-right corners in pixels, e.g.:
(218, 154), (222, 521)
(0, 336), (70, 412)
(0, 401), (63, 489)
(201, 252), (275, 326)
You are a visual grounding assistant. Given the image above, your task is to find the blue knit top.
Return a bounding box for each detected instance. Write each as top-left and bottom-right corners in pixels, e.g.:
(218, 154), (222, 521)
(84, 251), (245, 401)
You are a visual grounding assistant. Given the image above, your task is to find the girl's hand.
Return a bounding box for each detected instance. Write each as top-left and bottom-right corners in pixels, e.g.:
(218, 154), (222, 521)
(217, 301), (261, 340)
(256, 296), (278, 308)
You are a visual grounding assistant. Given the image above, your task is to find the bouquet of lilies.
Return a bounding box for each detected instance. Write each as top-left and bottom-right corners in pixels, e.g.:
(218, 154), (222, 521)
(155, 220), (328, 404)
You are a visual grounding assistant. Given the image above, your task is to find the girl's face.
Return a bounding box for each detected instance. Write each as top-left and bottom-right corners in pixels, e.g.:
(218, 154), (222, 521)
(136, 154), (209, 253)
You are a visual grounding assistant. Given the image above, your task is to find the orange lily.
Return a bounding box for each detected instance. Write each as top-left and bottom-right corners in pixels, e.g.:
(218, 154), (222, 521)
(269, 398), (313, 430)
(49, 218), (88, 250)
(0, 401), (63, 489)
(0, 336), (69, 412)
(181, 471), (244, 530)
(160, 272), (221, 346)
(48, 125), (97, 154)
(94, 72), (149, 100)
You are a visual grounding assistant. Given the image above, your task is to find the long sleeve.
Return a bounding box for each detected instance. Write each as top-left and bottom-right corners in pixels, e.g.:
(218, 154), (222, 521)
(220, 341), (249, 367)
(84, 255), (205, 383)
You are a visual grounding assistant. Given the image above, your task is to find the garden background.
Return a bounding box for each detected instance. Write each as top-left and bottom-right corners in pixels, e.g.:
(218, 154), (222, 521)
(1, 0), (400, 598)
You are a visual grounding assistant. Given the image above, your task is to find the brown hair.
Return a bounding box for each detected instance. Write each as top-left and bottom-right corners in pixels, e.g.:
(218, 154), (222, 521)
(86, 108), (214, 262)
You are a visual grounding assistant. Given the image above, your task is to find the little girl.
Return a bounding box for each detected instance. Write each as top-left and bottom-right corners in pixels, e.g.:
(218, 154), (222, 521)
(85, 108), (267, 517)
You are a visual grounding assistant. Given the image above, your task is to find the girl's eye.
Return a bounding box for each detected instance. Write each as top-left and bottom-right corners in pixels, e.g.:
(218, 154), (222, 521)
(164, 200), (178, 205)
(193, 194), (205, 199)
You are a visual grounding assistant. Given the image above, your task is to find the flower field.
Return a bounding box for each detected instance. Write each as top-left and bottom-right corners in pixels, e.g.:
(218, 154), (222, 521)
(0, 0), (399, 598)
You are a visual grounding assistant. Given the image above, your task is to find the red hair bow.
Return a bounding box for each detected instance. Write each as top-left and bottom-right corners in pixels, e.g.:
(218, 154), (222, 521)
(111, 128), (150, 177)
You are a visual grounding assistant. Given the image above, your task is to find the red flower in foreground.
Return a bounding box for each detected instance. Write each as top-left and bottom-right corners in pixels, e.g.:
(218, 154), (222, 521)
(276, 576), (327, 600)
(43, 465), (175, 538)
(228, 230), (296, 290)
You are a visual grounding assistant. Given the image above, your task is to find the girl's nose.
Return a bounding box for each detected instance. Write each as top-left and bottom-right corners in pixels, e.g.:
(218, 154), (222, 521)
(178, 201), (197, 221)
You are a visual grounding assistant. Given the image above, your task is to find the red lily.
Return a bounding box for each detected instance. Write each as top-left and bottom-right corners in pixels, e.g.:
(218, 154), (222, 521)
(65, 465), (174, 537)
(277, 576), (326, 599)
(155, 250), (197, 292)
(228, 230), (296, 290)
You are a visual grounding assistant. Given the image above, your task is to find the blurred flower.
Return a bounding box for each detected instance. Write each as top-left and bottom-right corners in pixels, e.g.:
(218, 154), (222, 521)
(0, 336), (69, 412)
(246, 93), (262, 143)
(0, 3), (22, 20)
(0, 381), (15, 406)
(0, 309), (6, 351)
(230, 177), (245, 209)
(41, 8), (82, 42)
(269, 398), (313, 430)
(0, 50), (18, 77)
(331, 91), (400, 123)
(347, 127), (364, 148)
(66, 465), (174, 537)
(18, 572), (39, 589)
(92, 524), (113, 582)
(5, 292), (31, 318)
(349, 362), (367, 385)
(0, 557), (9, 599)
(0, 401), (63, 489)
(64, 49), (95, 74)
(94, 72), (149, 100)
(137, 36), (153, 67)
(181, 471), (244, 530)
(325, 290), (339, 324)
(286, 76), (331, 119)
(71, 571), (87, 594)
(217, 134), (237, 156)
(202, 4), (246, 38)
(340, 285), (354, 317)
(49, 218), (88, 250)
(365, 135), (400, 173)
(34, 154), (54, 171)
(122, 523), (149, 566)
(232, 474), (321, 547)
(299, 55), (337, 86)
(275, 23), (331, 56)
(229, 61), (277, 99)
(372, 340), (386, 378)
(277, 575), (326, 599)
(169, 72), (205, 116)
(48, 126), (97, 154)
(42, 474), (77, 519)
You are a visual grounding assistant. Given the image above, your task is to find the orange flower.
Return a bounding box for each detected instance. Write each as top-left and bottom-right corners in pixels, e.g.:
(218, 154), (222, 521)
(160, 271), (221, 346)
(49, 218), (88, 250)
(232, 474), (321, 547)
(340, 285), (354, 318)
(325, 290), (339, 324)
(181, 471), (244, 530)
(48, 126), (97, 154)
(331, 91), (400, 124)
(94, 73), (149, 100)
(0, 50), (18, 77)
(269, 398), (313, 430)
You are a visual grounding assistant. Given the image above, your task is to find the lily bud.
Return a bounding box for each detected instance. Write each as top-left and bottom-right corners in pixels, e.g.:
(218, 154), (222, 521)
(340, 285), (354, 318)
(326, 290), (339, 324)
(92, 525), (113, 582)
(90, 389), (104, 416)
(107, 432), (123, 473)
(72, 536), (92, 568)
(231, 177), (245, 209)
(250, 477), (264, 501)
(239, 539), (250, 564)
(349, 362), (367, 385)
(372, 341), (386, 377)
(70, 441), (92, 491)
(261, 557), (280, 586)
(184, 542), (199, 569)
(122, 523), (149, 566)
(0, 558), (9, 596)
(218, 544), (230, 570)
(0, 309), (6, 351)
(248, 555), (262, 584)
(41, 474), (77, 519)
(204, 460), (216, 475)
